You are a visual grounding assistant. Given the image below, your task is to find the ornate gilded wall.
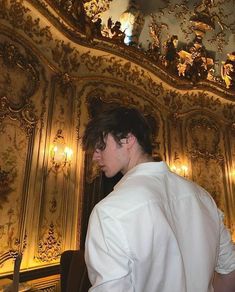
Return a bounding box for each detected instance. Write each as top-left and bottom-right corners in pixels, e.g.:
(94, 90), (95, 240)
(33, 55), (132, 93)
(0, 0), (234, 285)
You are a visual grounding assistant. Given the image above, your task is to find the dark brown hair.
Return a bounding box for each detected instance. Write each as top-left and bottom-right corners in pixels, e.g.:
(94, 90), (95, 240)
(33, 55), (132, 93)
(82, 106), (153, 155)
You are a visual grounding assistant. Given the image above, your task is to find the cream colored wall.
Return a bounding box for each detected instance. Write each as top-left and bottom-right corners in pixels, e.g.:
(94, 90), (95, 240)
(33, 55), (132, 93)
(0, 0), (234, 279)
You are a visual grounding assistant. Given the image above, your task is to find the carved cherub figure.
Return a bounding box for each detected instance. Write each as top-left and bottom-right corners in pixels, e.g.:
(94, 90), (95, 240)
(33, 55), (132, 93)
(221, 62), (234, 89)
(164, 35), (179, 70)
(93, 17), (102, 37)
(110, 21), (125, 42)
(102, 18), (125, 43)
(177, 62), (188, 77)
(221, 52), (235, 89)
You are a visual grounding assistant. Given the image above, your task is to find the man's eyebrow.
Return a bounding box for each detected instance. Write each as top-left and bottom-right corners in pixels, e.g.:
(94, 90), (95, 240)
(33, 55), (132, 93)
(94, 140), (106, 150)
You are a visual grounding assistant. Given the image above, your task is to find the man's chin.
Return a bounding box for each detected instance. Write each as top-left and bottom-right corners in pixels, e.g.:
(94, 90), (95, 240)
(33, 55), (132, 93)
(103, 171), (117, 178)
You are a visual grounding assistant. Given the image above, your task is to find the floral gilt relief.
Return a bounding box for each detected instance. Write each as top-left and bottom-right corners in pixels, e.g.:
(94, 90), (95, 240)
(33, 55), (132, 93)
(0, 122), (25, 209)
(0, 166), (15, 209)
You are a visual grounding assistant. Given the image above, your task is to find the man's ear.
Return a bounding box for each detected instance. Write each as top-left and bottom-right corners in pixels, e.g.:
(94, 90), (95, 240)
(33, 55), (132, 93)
(126, 133), (136, 149)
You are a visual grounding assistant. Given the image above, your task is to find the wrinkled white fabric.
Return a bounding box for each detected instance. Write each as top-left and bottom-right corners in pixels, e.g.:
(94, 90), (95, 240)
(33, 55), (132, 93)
(85, 162), (235, 292)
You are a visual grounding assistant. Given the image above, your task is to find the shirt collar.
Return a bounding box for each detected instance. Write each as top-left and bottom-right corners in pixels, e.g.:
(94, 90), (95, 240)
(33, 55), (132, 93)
(114, 161), (170, 189)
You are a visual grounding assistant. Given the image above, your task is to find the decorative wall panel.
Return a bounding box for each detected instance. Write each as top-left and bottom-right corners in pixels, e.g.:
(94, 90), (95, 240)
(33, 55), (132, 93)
(0, 35), (39, 275)
(185, 114), (232, 226)
(35, 74), (76, 264)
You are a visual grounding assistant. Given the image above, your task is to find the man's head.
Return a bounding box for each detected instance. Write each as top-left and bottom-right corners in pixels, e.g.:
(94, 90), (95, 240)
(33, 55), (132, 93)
(82, 106), (153, 177)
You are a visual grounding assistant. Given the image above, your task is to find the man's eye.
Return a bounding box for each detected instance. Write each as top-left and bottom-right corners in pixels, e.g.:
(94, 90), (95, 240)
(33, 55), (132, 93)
(99, 145), (106, 151)
(95, 143), (106, 151)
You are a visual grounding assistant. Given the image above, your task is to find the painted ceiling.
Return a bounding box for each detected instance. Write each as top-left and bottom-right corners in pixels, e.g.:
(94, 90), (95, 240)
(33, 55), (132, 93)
(99, 0), (235, 74)
(1, 0), (234, 93)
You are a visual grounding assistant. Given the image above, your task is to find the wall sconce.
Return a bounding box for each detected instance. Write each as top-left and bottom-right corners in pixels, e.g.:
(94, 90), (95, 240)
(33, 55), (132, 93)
(170, 164), (188, 178)
(49, 129), (73, 174)
(230, 170), (235, 178)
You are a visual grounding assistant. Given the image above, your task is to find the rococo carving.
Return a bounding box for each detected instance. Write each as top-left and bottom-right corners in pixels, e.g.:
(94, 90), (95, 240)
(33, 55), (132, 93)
(0, 0), (52, 44)
(56, 72), (75, 97)
(36, 222), (61, 262)
(52, 40), (80, 72)
(0, 41), (40, 104)
(0, 96), (37, 136)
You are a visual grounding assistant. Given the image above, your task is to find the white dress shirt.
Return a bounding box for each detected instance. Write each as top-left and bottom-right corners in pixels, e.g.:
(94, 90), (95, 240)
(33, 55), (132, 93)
(85, 162), (235, 292)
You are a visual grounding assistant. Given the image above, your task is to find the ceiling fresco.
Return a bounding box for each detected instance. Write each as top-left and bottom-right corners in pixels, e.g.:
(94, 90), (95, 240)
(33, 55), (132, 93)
(76, 0), (234, 90)
(1, 0), (234, 92)
(100, 0), (235, 73)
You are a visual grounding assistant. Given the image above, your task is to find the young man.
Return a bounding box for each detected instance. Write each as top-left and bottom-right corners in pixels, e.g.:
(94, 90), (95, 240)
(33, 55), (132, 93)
(82, 106), (235, 292)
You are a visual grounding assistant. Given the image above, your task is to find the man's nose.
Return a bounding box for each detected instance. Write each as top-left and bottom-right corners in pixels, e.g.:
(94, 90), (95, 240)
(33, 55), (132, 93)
(92, 149), (101, 161)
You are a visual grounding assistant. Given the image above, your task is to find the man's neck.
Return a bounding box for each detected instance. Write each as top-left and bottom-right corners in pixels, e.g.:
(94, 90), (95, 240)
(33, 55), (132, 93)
(122, 152), (154, 175)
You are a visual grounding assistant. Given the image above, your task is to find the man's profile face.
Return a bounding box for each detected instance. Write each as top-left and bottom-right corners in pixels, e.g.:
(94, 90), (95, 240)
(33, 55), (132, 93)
(92, 133), (128, 177)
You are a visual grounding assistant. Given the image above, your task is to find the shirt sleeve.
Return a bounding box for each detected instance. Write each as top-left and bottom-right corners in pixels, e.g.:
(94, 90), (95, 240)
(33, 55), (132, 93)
(215, 209), (235, 274)
(85, 206), (134, 292)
